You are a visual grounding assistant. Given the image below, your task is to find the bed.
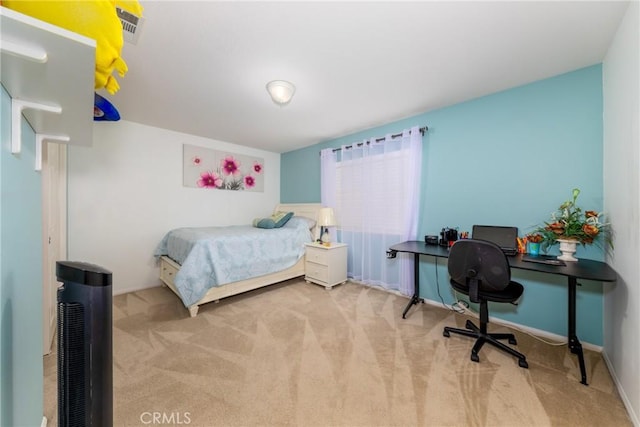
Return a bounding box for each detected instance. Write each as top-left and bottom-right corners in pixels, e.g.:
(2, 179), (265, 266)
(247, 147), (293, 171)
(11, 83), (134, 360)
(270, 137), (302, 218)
(155, 203), (322, 317)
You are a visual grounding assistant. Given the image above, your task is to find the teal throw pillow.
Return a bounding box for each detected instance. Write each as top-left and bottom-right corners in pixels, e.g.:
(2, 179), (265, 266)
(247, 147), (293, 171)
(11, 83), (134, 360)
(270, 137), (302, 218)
(253, 217), (276, 229)
(271, 211), (294, 228)
(252, 211), (293, 229)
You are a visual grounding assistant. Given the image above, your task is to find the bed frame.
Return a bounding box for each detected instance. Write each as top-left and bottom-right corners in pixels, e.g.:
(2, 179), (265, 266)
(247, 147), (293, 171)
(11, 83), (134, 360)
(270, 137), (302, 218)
(159, 203), (322, 317)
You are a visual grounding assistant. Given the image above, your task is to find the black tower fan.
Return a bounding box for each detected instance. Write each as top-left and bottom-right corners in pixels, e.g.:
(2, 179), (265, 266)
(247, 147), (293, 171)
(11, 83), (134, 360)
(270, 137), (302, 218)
(56, 261), (113, 427)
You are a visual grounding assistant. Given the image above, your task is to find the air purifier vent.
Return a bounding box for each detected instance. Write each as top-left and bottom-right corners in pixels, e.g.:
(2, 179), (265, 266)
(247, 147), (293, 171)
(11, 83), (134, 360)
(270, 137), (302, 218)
(116, 6), (144, 45)
(57, 302), (86, 427)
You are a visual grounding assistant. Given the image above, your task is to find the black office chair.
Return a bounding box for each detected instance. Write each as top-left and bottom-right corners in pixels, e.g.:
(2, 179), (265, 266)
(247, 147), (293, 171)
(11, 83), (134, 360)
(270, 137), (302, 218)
(443, 239), (528, 368)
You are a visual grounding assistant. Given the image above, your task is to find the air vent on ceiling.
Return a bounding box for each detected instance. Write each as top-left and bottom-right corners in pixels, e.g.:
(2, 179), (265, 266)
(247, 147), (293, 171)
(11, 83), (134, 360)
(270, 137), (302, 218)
(116, 6), (144, 45)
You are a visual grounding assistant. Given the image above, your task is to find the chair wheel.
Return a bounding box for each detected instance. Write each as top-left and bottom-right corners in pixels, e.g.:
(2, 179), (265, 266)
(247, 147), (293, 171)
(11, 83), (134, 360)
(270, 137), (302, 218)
(471, 353), (479, 363)
(509, 337), (517, 345)
(519, 359), (529, 369)
(443, 330), (450, 338)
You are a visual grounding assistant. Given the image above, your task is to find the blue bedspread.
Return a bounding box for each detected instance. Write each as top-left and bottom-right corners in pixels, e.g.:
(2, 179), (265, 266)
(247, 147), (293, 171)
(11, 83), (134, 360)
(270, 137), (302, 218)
(154, 218), (312, 307)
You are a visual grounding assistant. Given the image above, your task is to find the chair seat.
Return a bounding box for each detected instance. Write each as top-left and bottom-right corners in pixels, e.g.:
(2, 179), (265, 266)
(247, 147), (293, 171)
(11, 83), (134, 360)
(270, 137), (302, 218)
(450, 279), (524, 304)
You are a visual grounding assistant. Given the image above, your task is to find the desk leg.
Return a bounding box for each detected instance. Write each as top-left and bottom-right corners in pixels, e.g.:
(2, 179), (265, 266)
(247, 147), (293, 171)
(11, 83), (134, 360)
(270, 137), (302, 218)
(567, 276), (588, 386)
(402, 253), (424, 319)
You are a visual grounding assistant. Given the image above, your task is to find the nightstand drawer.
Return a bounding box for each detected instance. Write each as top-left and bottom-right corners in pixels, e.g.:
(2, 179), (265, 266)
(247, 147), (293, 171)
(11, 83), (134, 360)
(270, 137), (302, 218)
(160, 258), (178, 287)
(305, 247), (329, 265)
(305, 261), (329, 282)
(304, 242), (347, 289)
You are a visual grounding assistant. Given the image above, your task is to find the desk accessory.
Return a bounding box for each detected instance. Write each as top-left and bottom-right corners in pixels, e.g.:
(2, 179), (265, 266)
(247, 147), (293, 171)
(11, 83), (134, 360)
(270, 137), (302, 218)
(425, 235), (438, 245)
(439, 228), (458, 247)
(522, 255), (566, 266)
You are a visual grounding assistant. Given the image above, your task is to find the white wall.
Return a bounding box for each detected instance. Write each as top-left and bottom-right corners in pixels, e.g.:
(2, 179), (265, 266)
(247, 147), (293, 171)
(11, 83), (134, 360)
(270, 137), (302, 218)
(603, 1), (639, 425)
(67, 120), (281, 295)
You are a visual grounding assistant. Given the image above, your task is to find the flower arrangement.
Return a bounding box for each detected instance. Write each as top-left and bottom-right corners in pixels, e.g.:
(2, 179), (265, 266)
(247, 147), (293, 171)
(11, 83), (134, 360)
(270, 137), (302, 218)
(535, 188), (610, 250)
(525, 233), (544, 243)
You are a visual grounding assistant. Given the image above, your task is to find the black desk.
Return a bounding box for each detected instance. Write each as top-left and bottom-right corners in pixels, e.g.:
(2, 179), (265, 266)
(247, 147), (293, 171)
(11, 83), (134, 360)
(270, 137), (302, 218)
(388, 240), (617, 386)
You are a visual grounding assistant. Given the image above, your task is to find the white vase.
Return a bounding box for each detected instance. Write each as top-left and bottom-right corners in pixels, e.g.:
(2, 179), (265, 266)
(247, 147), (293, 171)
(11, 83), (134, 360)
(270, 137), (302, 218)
(557, 238), (578, 262)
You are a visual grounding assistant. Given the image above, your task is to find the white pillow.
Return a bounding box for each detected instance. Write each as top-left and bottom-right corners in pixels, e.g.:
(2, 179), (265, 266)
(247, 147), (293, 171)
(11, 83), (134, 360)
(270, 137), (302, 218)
(285, 216), (316, 230)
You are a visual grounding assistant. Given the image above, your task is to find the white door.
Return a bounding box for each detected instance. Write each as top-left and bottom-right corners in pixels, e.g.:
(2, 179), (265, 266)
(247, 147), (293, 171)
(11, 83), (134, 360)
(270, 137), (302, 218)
(42, 142), (67, 355)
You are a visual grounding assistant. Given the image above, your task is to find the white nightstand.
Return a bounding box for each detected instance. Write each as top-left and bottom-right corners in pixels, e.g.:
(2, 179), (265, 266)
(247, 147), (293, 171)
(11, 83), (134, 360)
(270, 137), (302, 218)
(304, 242), (348, 289)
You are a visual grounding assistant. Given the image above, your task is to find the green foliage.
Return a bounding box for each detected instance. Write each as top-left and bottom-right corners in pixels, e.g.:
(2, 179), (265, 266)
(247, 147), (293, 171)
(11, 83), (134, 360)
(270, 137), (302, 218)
(535, 188), (611, 251)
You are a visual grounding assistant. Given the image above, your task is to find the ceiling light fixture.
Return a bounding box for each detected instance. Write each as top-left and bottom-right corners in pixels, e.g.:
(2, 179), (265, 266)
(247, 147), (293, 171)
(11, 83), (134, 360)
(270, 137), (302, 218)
(266, 80), (296, 106)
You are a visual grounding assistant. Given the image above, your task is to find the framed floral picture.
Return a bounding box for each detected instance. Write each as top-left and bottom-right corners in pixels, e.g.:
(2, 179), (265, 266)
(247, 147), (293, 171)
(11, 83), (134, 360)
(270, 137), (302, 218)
(183, 144), (264, 192)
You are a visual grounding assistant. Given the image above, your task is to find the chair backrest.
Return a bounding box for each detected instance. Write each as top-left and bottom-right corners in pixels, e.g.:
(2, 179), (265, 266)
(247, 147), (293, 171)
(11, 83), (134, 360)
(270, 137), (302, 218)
(448, 239), (511, 295)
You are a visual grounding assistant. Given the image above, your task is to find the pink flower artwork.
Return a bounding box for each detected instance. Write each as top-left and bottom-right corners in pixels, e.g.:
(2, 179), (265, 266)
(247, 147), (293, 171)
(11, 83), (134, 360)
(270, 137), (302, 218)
(183, 144), (264, 192)
(221, 156), (241, 177)
(197, 171), (222, 188)
(244, 175), (256, 188)
(252, 161), (263, 174)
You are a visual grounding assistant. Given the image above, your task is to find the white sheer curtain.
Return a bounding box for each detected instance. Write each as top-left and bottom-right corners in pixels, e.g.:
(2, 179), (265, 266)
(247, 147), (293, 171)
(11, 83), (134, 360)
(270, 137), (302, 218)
(321, 126), (422, 295)
(319, 148), (338, 241)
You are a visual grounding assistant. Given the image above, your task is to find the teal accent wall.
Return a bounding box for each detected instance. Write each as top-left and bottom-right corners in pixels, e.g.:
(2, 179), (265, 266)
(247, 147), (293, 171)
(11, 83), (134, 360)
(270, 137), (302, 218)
(281, 65), (605, 345)
(1, 87), (44, 426)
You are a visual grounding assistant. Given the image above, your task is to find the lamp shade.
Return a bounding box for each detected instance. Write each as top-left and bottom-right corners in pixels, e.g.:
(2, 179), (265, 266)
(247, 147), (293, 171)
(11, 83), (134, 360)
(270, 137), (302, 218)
(317, 208), (337, 227)
(266, 80), (296, 106)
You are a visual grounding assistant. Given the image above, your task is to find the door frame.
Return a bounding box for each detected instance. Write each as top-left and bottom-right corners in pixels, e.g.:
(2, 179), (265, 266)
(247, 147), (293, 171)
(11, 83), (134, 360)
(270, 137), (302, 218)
(42, 142), (67, 355)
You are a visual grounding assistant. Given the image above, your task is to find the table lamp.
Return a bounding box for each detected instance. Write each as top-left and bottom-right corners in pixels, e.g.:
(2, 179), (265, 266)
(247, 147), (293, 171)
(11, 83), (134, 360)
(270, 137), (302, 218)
(317, 207), (337, 245)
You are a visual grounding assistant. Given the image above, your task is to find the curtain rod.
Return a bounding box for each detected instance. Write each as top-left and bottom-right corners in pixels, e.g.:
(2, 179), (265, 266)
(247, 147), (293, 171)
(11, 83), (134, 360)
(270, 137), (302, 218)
(329, 126), (428, 153)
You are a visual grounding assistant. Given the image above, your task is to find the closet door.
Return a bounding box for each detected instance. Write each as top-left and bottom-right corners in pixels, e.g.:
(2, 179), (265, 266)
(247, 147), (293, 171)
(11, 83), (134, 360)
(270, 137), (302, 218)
(42, 142), (67, 355)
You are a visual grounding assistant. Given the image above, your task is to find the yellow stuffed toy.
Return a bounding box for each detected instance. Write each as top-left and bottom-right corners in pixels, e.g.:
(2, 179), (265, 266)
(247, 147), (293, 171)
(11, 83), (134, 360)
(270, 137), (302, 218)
(4, 0), (143, 94)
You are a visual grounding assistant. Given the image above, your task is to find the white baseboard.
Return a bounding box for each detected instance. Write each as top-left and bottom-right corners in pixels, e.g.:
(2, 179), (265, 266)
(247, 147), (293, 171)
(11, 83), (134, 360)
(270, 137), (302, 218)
(421, 298), (604, 351)
(347, 280), (603, 351)
(602, 351), (640, 427)
(112, 281), (162, 296)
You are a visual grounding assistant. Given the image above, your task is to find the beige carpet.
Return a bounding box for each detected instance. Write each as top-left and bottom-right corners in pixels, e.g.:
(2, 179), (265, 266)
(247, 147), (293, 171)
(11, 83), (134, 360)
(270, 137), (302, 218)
(44, 279), (631, 426)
